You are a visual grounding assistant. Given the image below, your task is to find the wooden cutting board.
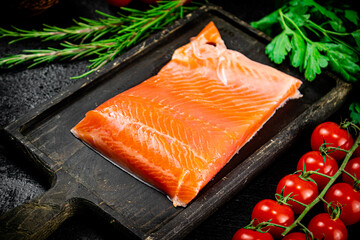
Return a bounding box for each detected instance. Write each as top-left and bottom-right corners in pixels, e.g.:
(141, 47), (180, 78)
(0, 5), (352, 240)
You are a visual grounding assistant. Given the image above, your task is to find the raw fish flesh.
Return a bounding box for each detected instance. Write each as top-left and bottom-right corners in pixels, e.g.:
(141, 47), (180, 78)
(71, 22), (302, 207)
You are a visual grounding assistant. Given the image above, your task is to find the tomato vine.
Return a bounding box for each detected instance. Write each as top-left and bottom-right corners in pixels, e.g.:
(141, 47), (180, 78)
(282, 124), (360, 236)
(233, 117), (360, 239)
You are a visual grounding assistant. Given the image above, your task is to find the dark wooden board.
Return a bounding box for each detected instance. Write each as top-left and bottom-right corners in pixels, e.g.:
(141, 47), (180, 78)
(0, 5), (353, 240)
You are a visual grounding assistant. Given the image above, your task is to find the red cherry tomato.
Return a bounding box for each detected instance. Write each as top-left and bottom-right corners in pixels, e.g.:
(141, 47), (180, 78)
(354, 145), (360, 157)
(342, 157), (360, 187)
(324, 182), (360, 225)
(308, 213), (347, 240)
(106, 0), (132, 7)
(251, 199), (295, 239)
(276, 174), (319, 214)
(232, 228), (274, 240)
(281, 232), (307, 240)
(310, 122), (353, 161)
(296, 151), (338, 190)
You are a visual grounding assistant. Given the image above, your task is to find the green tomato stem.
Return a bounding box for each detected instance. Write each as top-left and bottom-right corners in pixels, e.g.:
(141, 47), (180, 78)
(308, 170), (333, 179)
(288, 197), (309, 208)
(342, 169), (356, 181)
(265, 222), (288, 229)
(318, 195), (328, 204)
(297, 222), (313, 239)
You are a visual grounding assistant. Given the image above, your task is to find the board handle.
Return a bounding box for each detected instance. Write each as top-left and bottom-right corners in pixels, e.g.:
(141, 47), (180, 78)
(0, 176), (76, 240)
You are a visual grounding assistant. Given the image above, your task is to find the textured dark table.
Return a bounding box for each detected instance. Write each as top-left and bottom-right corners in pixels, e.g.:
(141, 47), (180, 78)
(0, 0), (359, 239)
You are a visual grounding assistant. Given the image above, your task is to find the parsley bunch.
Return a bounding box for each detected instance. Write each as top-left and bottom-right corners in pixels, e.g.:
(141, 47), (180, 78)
(251, 0), (360, 82)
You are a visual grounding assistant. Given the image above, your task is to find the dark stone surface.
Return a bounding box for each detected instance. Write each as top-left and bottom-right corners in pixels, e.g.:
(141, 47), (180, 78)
(0, 0), (359, 239)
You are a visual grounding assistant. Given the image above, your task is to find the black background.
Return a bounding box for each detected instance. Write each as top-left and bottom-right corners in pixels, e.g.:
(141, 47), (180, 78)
(0, 0), (359, 239)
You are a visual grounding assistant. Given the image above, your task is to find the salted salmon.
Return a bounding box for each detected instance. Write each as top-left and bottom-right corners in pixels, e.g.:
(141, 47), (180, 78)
(71, 22), (302, 207)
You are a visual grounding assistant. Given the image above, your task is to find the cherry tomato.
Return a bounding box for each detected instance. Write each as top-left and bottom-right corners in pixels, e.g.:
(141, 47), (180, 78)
(342, 157), (360, 187)
(324, 182), (360, 225)
(106, 0), (132, 7)
(232, 228), (273, 240)
(281, 232), (307, 240)
(251, 199), (295, 239)
(354, 145), (360, 158)
(310, 122), (353, 161)
(308, 213), (347, 240)
(276, 174), (319, 214)
(296, 151), (338, 190)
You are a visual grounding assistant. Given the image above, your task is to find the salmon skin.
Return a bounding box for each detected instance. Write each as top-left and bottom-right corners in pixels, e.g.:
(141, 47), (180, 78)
(71, 22), (302, 207)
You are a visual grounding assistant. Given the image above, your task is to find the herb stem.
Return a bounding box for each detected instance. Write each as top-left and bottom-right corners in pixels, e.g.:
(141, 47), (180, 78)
(306, 19), (350, 37)
(280, 9), (312, 44)
(305, 20), (360, 55)
(0, 18), (124, 44)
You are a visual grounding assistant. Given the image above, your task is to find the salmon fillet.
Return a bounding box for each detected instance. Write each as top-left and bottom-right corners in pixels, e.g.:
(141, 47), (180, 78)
(71, 22), (302, 207)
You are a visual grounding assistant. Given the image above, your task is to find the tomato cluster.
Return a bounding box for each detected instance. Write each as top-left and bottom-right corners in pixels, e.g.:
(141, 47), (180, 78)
(233, 121), (360, 240)
(106, 0), (191, 7)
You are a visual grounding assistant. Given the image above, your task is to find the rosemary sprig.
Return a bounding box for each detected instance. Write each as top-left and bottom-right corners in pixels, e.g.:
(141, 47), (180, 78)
(0, 0), (201, 79)
(0, 11), (126, 43)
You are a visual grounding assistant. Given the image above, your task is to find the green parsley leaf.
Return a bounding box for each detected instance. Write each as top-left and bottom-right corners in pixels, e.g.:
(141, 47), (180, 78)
(303, 43), (328, 81)
(250, 10), (280, 36)
(265, 30), (292, 64)
(290, 32), (306, 68)
(285, 5), (310, 27)
(350, 102), (360, 125)
(322, 43), (360, 82)
(352, 30), (360, 49)
(344, 9), (359, 26)
(304, 0), (345, 32)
